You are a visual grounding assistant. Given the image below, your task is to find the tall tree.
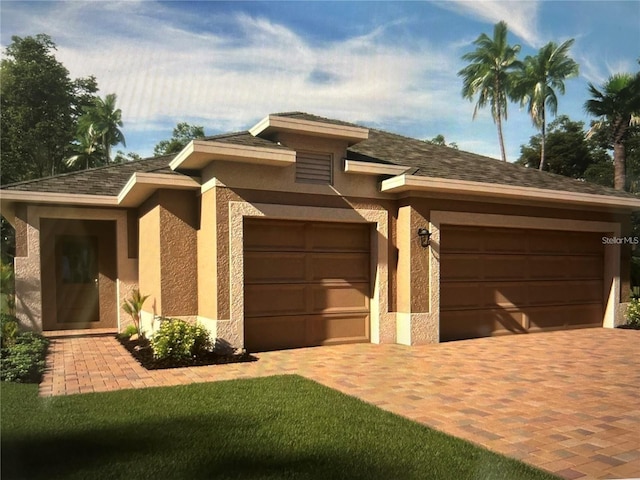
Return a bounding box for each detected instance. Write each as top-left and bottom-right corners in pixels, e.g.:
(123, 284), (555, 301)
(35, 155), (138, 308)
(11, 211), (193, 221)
(0, 34), (98, 182)
(516, 115), (608, 179)
(77, 93), (126, 165)
(512, 40), (579, 171)
(154, 122), (205, 156)
(458, 21), (521, 162)
(585, 72), (640, 190)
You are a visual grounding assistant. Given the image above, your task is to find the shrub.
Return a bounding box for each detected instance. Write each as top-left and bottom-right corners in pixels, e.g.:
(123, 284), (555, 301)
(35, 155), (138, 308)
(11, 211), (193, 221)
(1, 331), (49, 383)
(151, 319), (211, 361)
(626, 298), (640, 328)
(1, 313), (19, 348)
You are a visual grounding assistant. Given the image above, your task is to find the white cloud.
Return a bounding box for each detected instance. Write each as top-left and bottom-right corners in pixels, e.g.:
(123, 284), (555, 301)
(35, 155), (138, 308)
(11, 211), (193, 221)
(438, 0), (542, 47)
(2, 1), (470, 146)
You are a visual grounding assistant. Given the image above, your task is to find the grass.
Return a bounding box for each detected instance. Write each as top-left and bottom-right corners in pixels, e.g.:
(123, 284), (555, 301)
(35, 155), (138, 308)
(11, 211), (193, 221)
(1, 375), (558, 480)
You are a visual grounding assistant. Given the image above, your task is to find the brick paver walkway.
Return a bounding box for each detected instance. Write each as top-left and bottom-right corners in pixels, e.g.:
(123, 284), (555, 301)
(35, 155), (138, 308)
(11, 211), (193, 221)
(40, 328), (639, 480)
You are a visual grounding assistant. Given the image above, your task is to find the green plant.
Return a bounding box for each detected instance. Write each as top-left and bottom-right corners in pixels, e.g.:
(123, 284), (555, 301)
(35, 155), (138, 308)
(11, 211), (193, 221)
(122, 289), (149, 338)
(151, 319), (211, 361)
(1, 331), (49, 383)
(1, 313), (19, 348)
(0, 261), (15, 314)
(626, 297), (640, 328)
(121, 324), (139, 339)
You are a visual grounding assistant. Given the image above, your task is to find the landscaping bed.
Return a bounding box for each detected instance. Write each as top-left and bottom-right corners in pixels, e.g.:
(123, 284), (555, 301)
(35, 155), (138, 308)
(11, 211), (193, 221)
(116, 334), (257, 370)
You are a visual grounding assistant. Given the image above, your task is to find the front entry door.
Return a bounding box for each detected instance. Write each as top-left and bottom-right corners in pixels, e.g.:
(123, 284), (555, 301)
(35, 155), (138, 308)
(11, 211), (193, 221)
(55, 235), (100, 324)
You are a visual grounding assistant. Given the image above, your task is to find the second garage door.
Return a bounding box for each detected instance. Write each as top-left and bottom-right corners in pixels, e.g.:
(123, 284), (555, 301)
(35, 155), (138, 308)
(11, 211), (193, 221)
(440, 225), (604, 341)
(244, 219), (371, 352)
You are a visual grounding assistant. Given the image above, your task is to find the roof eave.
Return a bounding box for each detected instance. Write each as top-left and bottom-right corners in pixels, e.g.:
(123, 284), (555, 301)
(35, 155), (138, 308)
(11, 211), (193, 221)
(0, 190), (118, 207)
(250, 115), (369, 145)
(169, 139), (296, 171)
(117, 172), (201, 207)
(343, 159), (411, 176)
(381, 174), (640, 210)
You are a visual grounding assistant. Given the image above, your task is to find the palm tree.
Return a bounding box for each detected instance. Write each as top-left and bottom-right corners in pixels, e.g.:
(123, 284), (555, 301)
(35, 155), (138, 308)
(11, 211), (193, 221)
(513, 40), (579, 171)
(458, 21), (521, 162)
(66, 124), (102, 169)
(78, 93), (126, 164)
(585, 73), (640, 190)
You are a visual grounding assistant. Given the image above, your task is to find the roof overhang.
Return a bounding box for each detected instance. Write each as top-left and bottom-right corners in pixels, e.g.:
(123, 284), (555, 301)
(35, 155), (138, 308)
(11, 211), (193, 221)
(169, 139), (296, 171)
(0, 190), (118, 207)
(344, 159), (411, 176)
(249, 115), (369, 145)
(118, 172), (201, 207)
(381, 174), (640, 210)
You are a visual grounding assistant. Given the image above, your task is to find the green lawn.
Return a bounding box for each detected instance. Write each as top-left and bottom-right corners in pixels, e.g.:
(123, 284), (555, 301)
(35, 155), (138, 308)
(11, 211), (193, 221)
(1, 375), (558, 480)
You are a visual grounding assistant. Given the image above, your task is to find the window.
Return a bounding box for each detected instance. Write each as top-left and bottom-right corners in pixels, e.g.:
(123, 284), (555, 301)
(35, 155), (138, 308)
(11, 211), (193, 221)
(295, 151), (333, 185)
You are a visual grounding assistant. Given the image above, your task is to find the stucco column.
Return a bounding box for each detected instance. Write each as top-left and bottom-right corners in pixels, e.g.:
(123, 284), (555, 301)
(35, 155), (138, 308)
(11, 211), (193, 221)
(396, 204), (438, 345)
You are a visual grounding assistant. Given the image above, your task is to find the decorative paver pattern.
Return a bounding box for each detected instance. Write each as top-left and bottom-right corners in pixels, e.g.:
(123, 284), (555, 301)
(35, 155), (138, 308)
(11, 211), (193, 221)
(40, 328), (640, 480)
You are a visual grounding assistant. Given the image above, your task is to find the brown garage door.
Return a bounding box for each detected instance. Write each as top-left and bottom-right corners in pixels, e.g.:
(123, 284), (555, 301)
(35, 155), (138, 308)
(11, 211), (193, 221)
(440, 225), (604, 341)
(244, 219), (370, 352)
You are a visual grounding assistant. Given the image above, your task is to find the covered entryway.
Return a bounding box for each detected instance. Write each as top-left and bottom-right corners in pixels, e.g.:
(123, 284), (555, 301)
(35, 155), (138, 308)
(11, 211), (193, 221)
(40, 219), (118, 330)
(439, 225), (604, 341)
(243, 219), (371, 352)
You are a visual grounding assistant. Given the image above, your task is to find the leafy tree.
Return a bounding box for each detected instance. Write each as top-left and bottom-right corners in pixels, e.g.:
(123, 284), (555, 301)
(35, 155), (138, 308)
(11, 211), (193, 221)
(516, 116), (605, 179)
(585, 72), (640, 190)
(75, 93), (126, 165)
(1, 34), (98, 183)
(65, 125), (102, 170)
(458, 21), (521, 162)
(154, 123), (205, 156)
(424, 134), (458, 149)
(113, 150), (142, 164)
(512, 40), (579, 170)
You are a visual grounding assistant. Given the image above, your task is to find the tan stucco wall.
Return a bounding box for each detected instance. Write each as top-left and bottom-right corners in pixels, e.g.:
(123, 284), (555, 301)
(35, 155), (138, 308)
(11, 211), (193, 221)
(197, 187), (217, 320)
(13, 205), (137, 332)
(138, 189), (198, 323)
(139, 193), (162, 317)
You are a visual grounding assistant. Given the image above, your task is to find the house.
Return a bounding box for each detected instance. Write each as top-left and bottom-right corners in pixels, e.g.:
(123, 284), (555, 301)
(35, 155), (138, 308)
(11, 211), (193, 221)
(1, 112), (639, 352)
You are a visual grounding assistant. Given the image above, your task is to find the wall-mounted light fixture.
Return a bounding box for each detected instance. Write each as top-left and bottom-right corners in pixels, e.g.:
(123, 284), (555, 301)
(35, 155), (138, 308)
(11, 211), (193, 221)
(417, 228), (431, 248)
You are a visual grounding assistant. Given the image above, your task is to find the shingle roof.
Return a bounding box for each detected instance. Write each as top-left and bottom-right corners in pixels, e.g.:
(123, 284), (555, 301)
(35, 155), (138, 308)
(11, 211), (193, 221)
(1, 155), (183, 196)
(201, 131), (294, 150)
(348, 129), (636, 200)
(271, 112), (362, 128)
(1, 113), (635, 201)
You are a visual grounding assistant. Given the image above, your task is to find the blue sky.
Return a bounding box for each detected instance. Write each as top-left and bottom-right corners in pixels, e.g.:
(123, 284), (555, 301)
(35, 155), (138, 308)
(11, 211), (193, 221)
(1, 1), (639, 161)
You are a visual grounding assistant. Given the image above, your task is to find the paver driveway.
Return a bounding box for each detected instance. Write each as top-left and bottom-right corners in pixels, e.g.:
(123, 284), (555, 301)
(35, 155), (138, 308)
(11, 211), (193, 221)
(40, 328), (639, 480)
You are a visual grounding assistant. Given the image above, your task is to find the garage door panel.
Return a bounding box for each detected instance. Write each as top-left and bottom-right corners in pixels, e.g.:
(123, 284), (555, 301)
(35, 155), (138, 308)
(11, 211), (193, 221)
(245, 316), (308, 351)
(244, 221), (306, 251)
(310, 253), (370, 282)
(309, 223), (369, 251)
(441, 226), (484, 252)
(311, 283), (369, 313)
(483, 255), (528, 280)
(528, 280), (602, 306)
(441, 283), (484, 309)
(244, 252), (306, 283)
(528, 304), (602, 330)
(440, 309), (527, 341)
(312, 314), (369, 344)
(569, 233), (606, 254)
(244, 284), (307, 316)
(528, 231), (569, 254)
(484, 283), (529, 308)
(483, 229), (527, 253)
(567, 256), (604, 279)
(441, 255), (481, 281)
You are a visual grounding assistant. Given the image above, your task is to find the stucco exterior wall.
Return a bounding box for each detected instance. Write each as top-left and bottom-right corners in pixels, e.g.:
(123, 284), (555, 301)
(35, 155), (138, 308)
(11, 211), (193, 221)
(197, 186), (217, 321)
(138, 189), (198, 325)
(13, 205), (137, 332)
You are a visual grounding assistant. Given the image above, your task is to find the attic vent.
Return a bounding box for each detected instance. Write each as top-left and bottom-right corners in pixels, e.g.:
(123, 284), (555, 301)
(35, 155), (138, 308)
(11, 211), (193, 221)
(295, 151), (333, 185)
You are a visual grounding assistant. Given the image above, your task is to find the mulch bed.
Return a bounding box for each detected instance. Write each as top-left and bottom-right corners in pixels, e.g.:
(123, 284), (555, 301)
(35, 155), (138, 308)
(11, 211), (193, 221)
(116, 335), (258, 370)
(617, 324), (640, 330)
